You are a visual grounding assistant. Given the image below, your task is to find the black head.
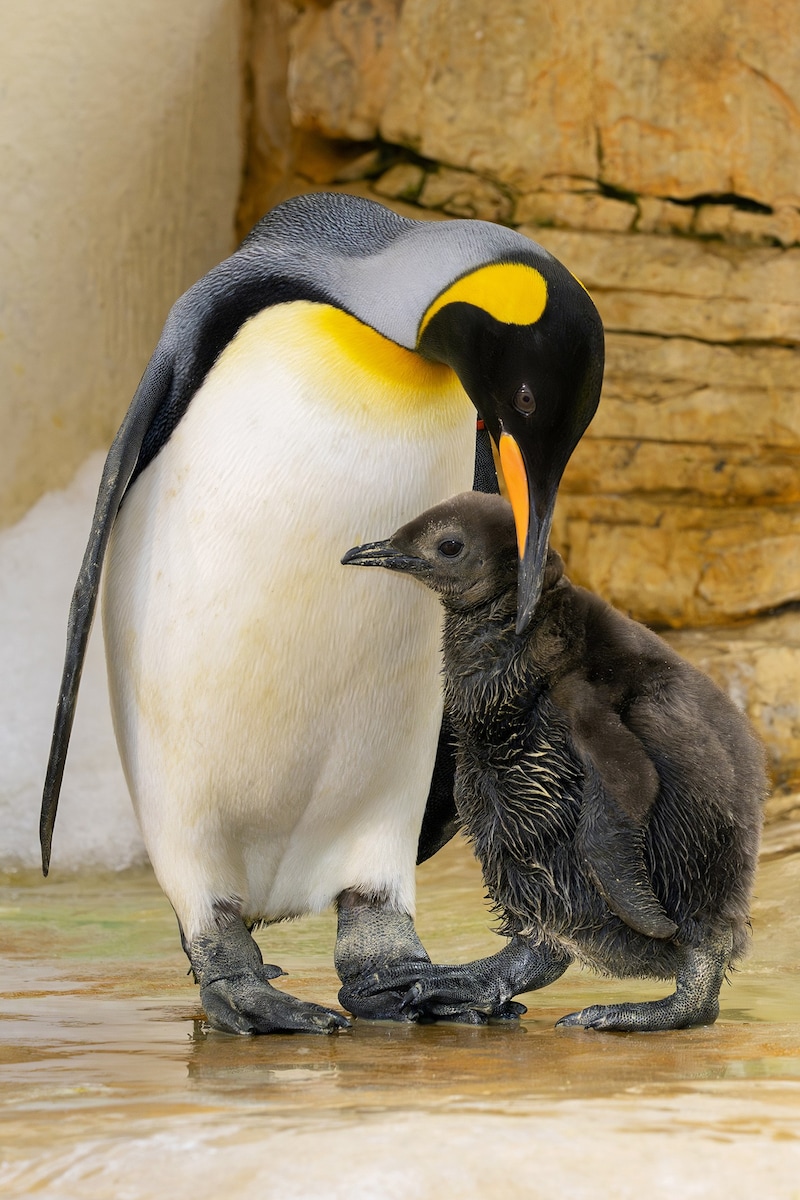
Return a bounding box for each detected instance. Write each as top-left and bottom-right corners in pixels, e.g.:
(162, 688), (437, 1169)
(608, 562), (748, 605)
(416, 254), (603, 631)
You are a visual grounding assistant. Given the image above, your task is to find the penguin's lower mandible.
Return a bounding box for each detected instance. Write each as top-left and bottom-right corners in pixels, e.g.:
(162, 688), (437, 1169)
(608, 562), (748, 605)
(40, 194), (605, 1033)
(343, 492), (767, 1032)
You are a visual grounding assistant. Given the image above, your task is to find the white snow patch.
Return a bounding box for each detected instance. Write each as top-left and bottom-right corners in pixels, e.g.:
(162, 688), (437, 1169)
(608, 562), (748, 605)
(0, 453), (146, 870)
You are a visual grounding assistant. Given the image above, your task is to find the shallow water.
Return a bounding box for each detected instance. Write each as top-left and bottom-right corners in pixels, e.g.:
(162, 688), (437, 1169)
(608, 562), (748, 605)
(1, 830), (799, 1199)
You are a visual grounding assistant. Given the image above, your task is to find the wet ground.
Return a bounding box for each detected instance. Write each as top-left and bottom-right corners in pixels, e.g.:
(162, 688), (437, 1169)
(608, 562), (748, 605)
(1, 826), (799, 1199)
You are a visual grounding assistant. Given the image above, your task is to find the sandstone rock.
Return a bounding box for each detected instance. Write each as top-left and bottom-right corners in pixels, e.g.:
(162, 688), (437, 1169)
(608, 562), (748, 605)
(634, 197), (695, 236)
(695, 204), (800, 248)
(596, 334), (800, 449)
(516, 191), (636, 233)
(287, 0), (399, 143)
(372, 161), (425, 202)
(380, 0), (599, 191)
(537, 175), (601, 194)
(416, 167), (513, 223)
(237, 0), (298, 236)
(520, 227), (800, 627)
(331, 147), (386, 183)
(284, 0), (800, 214)
(663, 612), (800, 792)
(525, 228), (800, 344)
(760, 809), (800, 856)
(551, 495), (800, 628)
(563, 438), (800, 506)
(289, 132), (378, 185)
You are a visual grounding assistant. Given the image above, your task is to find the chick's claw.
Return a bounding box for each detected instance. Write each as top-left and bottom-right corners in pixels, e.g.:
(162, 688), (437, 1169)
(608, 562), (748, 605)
(338, 960), (526, 1024)
(385, 962), (526, 1021)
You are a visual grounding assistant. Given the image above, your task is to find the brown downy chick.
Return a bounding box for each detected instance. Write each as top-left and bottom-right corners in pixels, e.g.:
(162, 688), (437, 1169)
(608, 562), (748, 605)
(342, 492), (766, 1031)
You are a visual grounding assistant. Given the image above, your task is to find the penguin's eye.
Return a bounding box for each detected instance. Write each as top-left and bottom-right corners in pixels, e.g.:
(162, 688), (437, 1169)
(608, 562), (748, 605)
(513, 383), (536, 415)
(437, 539), (464, 558)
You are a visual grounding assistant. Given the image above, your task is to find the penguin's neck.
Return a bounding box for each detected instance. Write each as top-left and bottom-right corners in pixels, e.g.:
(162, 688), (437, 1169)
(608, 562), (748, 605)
(240, 300), (471, 431)
(442, 588), (534, 728)
(441, 582), (578, 732)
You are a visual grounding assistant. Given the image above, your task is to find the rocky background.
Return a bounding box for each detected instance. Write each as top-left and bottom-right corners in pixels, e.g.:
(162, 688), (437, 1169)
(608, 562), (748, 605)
(238, 0), (800, 808)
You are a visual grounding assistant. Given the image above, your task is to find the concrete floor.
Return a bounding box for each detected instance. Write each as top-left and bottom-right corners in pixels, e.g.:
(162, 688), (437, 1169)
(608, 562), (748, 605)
(1, 825), (799, 1199)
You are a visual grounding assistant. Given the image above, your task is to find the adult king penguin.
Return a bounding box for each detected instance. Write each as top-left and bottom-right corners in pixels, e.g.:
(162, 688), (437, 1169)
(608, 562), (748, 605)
(41, 192), (604, 1034)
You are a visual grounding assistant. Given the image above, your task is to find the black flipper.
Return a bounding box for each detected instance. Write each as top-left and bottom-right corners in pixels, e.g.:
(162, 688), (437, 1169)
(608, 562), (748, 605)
(416, 424), (500, 866)
(39, 345), (175, 875)
(551, 675), (677, 939)
(577, 763), (677, 939)
(416, 714), (460, 865)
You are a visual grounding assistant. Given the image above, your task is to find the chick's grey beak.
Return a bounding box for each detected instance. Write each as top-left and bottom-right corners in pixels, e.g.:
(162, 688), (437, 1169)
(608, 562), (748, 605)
(341, 540), (428, 574)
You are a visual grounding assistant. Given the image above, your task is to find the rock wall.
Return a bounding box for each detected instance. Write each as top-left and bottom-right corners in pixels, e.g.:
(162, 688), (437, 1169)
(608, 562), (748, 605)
(241, 0), (800, 788)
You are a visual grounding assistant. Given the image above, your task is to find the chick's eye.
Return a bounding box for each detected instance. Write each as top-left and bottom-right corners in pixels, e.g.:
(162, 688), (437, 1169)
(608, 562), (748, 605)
(437, 539), (464, 558)
(513, 383), (536, 415)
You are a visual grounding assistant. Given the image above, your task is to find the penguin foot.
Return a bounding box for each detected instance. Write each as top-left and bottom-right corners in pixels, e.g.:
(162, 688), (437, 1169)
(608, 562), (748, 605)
(403, 977), (528, 1024)
(394, 966), (528, 1022)
(338, 965), (525, 1024)
(556, 934), (732, 1033)
(335, 889), (507, 1024)
(555, 995), (720, 1033)
(337, 932), (568, 1023)
(201, 967), (350, 1035)
(188, 911), (349, 1036)
(405, 934), (570, 1020)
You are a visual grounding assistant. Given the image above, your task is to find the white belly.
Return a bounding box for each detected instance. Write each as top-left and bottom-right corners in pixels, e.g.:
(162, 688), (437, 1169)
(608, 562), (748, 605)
(102, 302), (475, 939)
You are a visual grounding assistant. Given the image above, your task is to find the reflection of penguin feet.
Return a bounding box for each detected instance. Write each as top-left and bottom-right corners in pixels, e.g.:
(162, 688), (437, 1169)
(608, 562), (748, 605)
(556, 935), (732, 1033)
(189, 911), (349, 1036)
(201, 968), (350, 1035)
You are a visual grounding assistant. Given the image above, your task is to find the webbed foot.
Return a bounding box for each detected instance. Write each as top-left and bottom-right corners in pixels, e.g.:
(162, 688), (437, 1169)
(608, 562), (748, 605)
(337, 911), (569, 1024)
(402, 969), (528, 1023)
(335, 890), (519, 1024)
(201, 967), (349, 1035)
(556, 934), (732, 1033)
(556, 995), (719, 1033)
(340, 959), (526, 1023)
(189, 913), (349, 1036)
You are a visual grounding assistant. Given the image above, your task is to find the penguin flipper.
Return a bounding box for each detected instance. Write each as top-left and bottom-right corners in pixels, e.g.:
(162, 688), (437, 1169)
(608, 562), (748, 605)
(39, 346), (175, 876)
(416, 714), (460, 865)
(577, 763), (677, 939)
(416, 426), (499, 867)
(551, 675), (677, 940)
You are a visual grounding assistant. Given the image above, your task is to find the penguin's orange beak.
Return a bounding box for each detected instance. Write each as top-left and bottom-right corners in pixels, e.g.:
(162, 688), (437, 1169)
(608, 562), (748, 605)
(498, 431), (557, 634)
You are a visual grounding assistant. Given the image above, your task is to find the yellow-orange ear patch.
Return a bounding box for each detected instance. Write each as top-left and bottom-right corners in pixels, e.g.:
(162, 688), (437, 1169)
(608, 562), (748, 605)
(418, 263), (548, 341)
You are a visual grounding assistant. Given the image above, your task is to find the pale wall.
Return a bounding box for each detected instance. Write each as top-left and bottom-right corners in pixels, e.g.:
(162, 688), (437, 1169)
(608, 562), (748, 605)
(0, 0), (244, 527)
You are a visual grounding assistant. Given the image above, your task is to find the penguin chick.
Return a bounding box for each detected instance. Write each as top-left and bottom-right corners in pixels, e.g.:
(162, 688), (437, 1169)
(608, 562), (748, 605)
(342, 492), (767, 1031)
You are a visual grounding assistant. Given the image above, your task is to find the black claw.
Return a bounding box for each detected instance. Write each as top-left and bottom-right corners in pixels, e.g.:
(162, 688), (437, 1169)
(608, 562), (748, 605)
(201, 971), (350, 1035)
(491, 1000), (527, 1021)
